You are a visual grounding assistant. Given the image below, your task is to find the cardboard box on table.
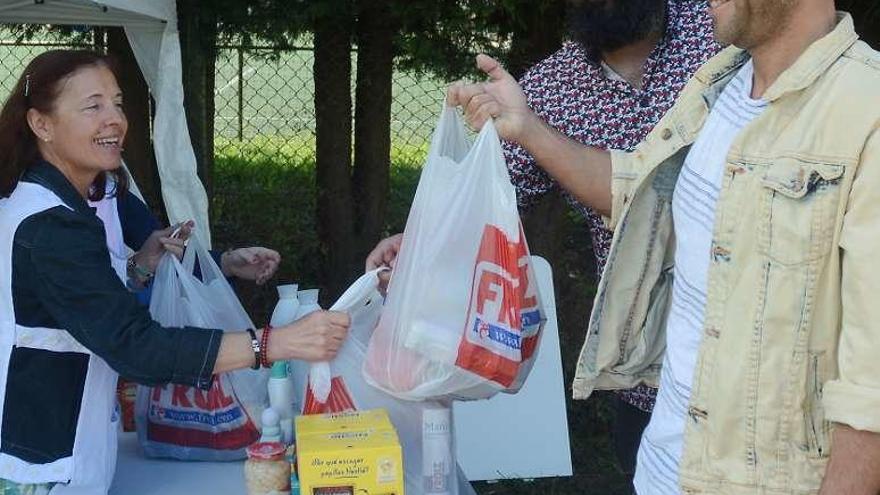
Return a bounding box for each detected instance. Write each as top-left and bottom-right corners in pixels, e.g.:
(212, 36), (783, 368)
(295, 409), (393, 435)
(295, 410), (404, 495)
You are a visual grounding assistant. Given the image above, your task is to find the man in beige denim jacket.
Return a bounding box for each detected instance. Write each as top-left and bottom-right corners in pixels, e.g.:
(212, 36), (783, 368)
(450, 0), (880, 493)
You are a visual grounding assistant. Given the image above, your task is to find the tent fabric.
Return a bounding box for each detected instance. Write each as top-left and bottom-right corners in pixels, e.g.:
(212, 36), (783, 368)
(0, 0), (212, 246)
(0, 0), (159, 27)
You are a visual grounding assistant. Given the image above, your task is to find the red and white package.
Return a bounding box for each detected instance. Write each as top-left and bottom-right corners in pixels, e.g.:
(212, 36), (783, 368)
(138, 378), (260, 459)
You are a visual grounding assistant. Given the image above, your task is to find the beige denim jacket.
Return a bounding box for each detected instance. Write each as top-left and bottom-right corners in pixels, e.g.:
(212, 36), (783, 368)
(572, 14), (880, 494)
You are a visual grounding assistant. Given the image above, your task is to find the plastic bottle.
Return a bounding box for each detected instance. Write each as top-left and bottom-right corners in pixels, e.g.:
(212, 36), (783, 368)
(260, 408), (282, 444)
(269, 361), (296, 444)
(286, 444), (299, 495)
(271, 284), (301, 328)
(295, 289), (321, 320)
(422, 405), (455, 495)
(269, 284), (301, 440)
(290, 470), (301, 495)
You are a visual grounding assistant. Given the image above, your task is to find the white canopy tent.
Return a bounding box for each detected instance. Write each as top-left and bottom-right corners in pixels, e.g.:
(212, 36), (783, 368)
(0, 0), (212, 245)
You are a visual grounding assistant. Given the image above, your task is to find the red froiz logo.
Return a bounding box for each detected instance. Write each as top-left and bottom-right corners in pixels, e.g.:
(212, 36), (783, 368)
(145, 379), (260, 450)
(455, 224), (544, 387)
(302, 376), (357, 415)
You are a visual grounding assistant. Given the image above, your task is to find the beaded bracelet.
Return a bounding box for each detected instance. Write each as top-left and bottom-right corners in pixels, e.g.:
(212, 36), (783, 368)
(259, 324), (273, 368)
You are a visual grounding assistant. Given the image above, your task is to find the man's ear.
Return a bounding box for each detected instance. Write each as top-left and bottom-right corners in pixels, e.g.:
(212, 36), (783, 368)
(26, 108), (52, 143)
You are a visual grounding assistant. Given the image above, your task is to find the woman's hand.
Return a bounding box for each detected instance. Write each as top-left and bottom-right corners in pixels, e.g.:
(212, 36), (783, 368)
(220, 247), (281, 284)
(270, 311), (351, 362)
(131, 220), (194, 273)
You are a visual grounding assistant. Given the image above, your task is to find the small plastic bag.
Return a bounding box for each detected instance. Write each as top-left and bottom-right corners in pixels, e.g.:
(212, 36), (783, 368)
(363, 107), (547, 401)
(290, 270), (475, 495)
(300, 269), (388, 413)
(135, 235), (268, 460)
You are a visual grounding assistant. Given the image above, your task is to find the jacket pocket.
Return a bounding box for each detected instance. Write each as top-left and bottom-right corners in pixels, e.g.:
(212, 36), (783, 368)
(804, 350), (831, 459)
(1, 347), (89, 464)
(760, 159), (844, 266)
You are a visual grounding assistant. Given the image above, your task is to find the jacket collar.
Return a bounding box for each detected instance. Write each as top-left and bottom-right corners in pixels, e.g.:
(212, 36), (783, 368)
(694, 13), (858, 102)
(694, 12), (859, 101)
(21, 160), (93, 214)
(762, 13), (858, 101)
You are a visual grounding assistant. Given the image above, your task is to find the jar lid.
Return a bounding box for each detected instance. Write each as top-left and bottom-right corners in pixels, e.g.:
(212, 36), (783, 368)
(247, 442), (286, 461)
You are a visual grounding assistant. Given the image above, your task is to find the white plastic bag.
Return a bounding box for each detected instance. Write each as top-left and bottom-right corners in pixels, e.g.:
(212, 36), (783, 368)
(364, 106), (546, 401)
(135, 235), (268, 460)
(302, 269), (385, 409)
(290, 270), (475, 495)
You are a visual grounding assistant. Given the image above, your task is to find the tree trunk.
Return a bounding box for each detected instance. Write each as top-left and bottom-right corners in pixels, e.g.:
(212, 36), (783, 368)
(353, 0), (395, 257)
(314, 9), (357, 300)
(177, 0), (217, 204)
(106, 28), (163, 218)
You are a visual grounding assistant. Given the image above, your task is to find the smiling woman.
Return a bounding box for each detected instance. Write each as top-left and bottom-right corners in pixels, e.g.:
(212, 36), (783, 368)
(0, 50), (354, 495)
(0, 50), (129, 200)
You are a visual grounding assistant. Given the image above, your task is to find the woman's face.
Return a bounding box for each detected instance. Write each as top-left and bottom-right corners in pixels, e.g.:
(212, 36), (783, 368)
(31, 64), (127, 179)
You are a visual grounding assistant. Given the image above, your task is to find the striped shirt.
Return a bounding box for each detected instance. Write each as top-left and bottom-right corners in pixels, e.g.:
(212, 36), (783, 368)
(633, 60), (767, 494)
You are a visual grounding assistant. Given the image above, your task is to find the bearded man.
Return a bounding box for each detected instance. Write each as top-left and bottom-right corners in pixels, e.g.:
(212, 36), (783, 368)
(448, 0), (880, 491)
(502, 0), (719, 478)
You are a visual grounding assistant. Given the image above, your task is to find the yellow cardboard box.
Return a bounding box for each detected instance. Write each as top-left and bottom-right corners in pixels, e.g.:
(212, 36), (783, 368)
(295, 409), (393, 435)
(296, 427), (404, 495)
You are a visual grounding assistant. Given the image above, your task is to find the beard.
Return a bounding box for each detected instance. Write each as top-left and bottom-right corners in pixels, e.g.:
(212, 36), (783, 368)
(712, 0), (798, 49)
(568, 0), (668, 58)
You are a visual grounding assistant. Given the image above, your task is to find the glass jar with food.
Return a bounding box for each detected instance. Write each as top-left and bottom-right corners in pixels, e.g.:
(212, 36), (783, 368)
(245, 442), (291, 495)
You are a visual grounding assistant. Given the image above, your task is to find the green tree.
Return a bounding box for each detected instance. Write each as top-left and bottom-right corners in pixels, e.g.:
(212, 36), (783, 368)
(180, 0), (556, 298)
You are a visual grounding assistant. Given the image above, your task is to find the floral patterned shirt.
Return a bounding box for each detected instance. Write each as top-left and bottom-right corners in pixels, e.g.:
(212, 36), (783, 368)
(502, 0), (721, 412)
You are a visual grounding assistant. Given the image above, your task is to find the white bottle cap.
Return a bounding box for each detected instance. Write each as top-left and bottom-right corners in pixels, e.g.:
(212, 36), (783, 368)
(276, 284), (299, 299)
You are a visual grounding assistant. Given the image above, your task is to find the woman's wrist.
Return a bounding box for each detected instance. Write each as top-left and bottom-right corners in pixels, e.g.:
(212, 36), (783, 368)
(126, 253), (154, 287)
(262, 325), (288, 364)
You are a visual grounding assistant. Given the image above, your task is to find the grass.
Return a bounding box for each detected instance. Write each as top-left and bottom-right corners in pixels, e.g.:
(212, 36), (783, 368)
(211, 142), (631, 495)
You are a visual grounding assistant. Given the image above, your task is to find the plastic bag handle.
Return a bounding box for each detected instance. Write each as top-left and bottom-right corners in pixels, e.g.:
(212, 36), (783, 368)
(430, 104), (505, 173)
(180, 233), (215, 277)
(428, 105), (470, 163)
(308, 267), (388, 403)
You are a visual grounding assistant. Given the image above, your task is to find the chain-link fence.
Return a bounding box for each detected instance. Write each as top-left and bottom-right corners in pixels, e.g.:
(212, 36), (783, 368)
(214, 44), (447, 167)
(0, 30), (448, 168)
(0, 34), (100, 99)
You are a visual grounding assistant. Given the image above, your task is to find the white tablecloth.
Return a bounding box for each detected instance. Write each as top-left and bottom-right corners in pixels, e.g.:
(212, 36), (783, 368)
(110, 432), (246, 495)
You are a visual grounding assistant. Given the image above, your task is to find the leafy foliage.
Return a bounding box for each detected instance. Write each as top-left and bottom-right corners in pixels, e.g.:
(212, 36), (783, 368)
(202, 0), (565, 79)
(0, 23), (94, 45)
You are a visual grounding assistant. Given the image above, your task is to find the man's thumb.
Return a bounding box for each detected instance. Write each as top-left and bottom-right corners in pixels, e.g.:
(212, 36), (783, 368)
(476, 54), (513, 83)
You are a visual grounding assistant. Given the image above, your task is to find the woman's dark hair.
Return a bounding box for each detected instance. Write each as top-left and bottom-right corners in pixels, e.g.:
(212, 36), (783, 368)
(0, 49), (128, 200)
